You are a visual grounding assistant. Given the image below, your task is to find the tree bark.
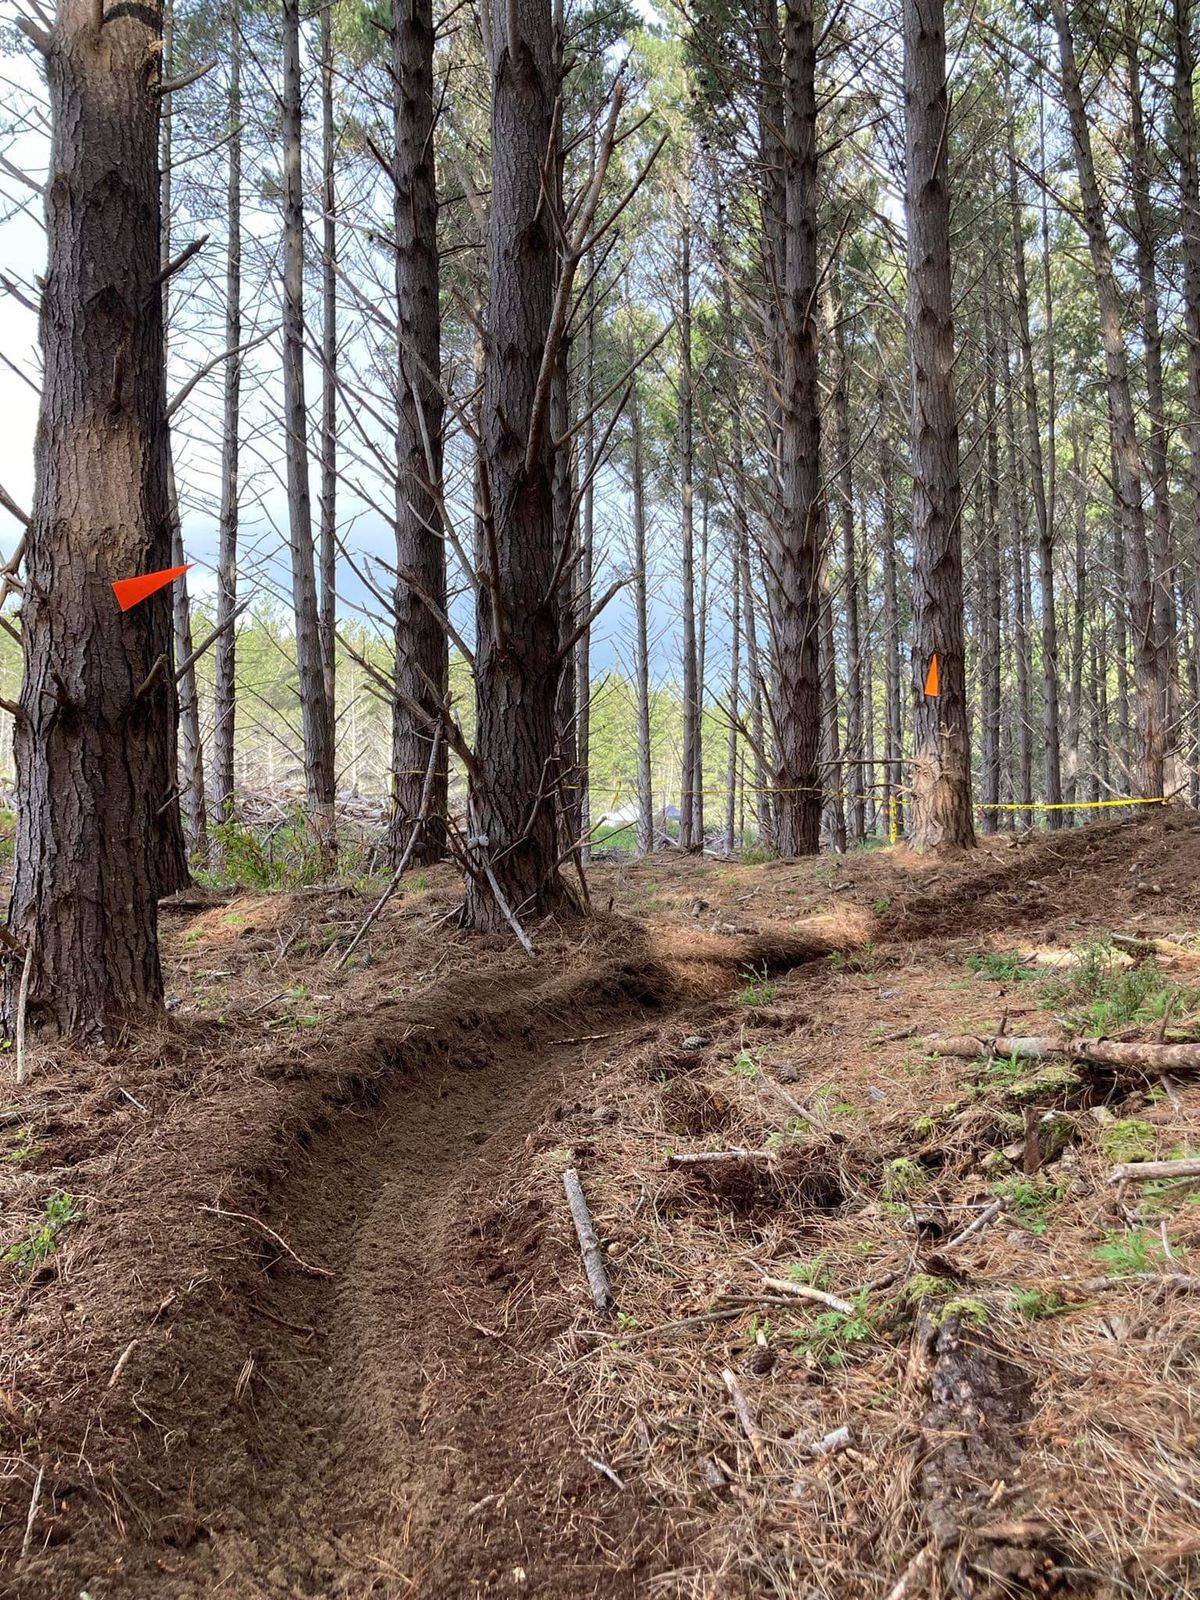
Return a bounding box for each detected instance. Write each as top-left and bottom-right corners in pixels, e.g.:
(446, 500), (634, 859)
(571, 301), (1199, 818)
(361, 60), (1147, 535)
(282, 0), (337, 851)
(388, 0), (448, 867)
(770, 0), (823, 858)
(464, 0), (569, 928)
(903, 0), (974, 849)
(7, 0), (183, 1038)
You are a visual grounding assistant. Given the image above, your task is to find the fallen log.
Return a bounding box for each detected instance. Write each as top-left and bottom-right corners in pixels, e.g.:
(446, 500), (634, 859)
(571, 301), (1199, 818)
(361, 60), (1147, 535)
(925, 1033), (1200, 1074)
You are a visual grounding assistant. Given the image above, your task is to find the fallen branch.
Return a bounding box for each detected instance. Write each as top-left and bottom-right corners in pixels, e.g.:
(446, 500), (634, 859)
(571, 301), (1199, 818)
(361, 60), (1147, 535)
(883, 1547), (934, 1600)
(336, 724), (443, 970)
(759, 1275), (856, 1315)
(941, 1198), (1004, 1252)
(198, 1205), (334, 1278)
(563, 1167), (613, 1314)
(14, 934), (33, 1085)
(1109, 1158), (1200, 1184)
(19, 1465), (44, 1562)
(667, 1148), (758, 1169)
(722, 1366), (767, 1469)
(926, 1032), (1200, 1074)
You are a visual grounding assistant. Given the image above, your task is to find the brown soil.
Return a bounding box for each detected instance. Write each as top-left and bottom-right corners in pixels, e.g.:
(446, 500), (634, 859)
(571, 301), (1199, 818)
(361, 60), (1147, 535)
(3, 813), (1200, 1598)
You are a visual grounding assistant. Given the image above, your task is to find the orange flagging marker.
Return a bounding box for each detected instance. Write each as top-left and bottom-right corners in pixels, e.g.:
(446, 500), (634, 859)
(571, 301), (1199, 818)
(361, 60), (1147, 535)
(924, 653), (940, 696)
(112, 563), (191, 611)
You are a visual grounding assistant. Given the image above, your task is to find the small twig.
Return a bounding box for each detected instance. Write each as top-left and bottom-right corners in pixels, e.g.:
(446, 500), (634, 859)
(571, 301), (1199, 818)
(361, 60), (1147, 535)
(807, 1424), (852, 1457)
(153, 234), (207, 288)
(19, 1466), (45, 1561)
(942, 1198), (1004, 1251)
(759, 1275), (856, 1315)
(563, 1167), (613, 1314)
(156, 57), (217, 94)
(549, 1031), (614, 1046)
(108, 1338), (139, 1388)
(198, 1205), (334, 1278)
(721, 1367), (767, 1469)
(118, 1087), (148, 1113)
(667, 1148), (757, 1169)
(586, 1456), (624, 1490)
(174, 596), (252, 684)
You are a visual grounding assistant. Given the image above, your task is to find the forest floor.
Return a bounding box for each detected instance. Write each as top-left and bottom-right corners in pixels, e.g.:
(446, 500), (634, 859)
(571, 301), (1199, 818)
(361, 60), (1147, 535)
(4, 813), (1200, 1599)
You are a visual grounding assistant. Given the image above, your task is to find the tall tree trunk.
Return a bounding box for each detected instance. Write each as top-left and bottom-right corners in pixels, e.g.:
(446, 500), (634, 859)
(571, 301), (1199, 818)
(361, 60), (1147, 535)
(725, 534), (741, 854)
(979, 296), (1002, 832)
(1051, 0), (1163, 798)
(7, 0), (185, 1038)
(212, 0), (243, 834)
(771, 0), (823, 858)
(1064, 424), (1088, 818)
(282, 0), (337, 849)
(318, 1), (337, 721)
(1006, 101), (1061, 823)
(631, 376), (655, 858)
(819, 544), (846, 852)
(903, 0), (974, 848)
(677, 172), (701, 852)
(882, 466), (905, 839)
(465, 0), (567, 928)
(160, 3), (204, 870)
(694, 492), (709, 846)
(388, 0), (448, 867)
(832, 294), (864, 844)
(1173, 0), (1200, 804)
(575, 227), (596, 858)
(1126, 23), (1179, 787)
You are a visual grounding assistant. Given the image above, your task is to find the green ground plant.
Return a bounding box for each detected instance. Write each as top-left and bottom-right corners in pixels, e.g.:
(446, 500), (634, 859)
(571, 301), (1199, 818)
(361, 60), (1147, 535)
(5, 1192), (83, 1274)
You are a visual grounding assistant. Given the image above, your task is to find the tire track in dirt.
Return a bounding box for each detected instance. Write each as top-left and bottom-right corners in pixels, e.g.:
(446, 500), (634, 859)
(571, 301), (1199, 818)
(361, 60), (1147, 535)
(225, 1018), (661, 1599)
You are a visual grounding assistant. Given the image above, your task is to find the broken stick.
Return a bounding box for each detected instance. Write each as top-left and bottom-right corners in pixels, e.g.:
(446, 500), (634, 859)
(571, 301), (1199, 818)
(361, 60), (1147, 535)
(563, 1167), (613, 1314)
(721, 1366), (767, 1469)
(1108, 1157), (1200, 1185)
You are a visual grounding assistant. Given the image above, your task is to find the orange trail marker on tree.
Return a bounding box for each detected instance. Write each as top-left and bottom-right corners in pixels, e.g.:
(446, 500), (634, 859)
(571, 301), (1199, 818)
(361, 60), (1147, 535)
(924, 653), (940, 696)
(112, 563), (191, 612)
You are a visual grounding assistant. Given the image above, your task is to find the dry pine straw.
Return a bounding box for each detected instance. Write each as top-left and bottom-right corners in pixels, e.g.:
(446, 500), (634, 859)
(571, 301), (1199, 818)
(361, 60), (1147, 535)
(500, 933), (1200, 1600)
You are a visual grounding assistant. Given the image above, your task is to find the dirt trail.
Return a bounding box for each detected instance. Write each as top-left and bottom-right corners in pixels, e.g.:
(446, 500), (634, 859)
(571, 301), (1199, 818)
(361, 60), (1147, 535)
(188, 1012), (665, 1599)
(7, 928), (842, 1600)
